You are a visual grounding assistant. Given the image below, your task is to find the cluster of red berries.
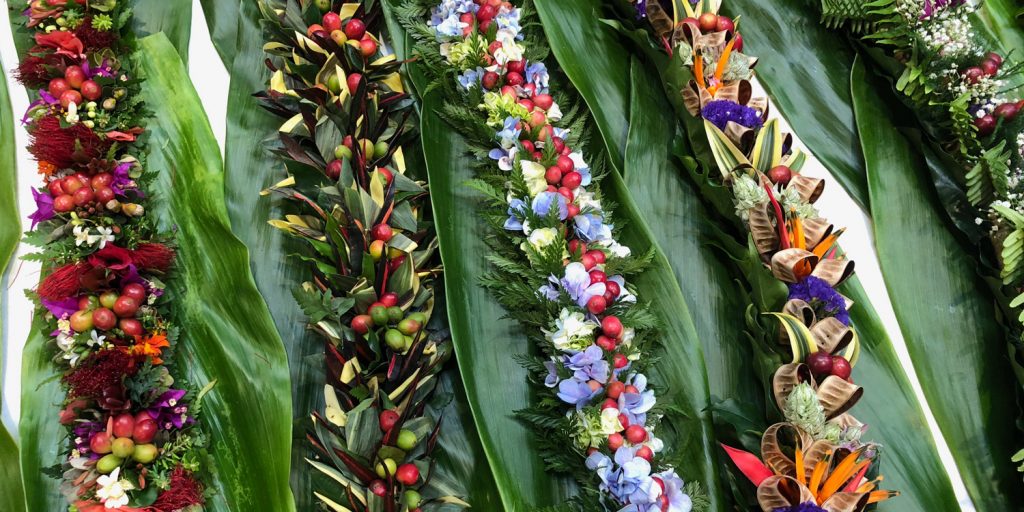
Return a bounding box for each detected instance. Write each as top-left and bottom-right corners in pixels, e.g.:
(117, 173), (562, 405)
(49, 170), (120, 214)
(47, 64), (103, 109)
(680, 12), (742, 51)
(309, 13), (378, 58)
(456, 0), (514, 36)
(68, 283), (147, 338)
(964, 52), (1022, 136)
(805, 350), (853, 382)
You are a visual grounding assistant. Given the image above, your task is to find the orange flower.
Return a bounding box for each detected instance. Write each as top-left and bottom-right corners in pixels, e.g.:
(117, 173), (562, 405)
(125, 332), (170, 364)
(38, 161), (57, 176)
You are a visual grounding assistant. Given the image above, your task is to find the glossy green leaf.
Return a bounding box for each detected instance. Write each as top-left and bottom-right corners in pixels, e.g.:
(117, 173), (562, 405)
(135, 33), (295, 511)
(722, 0), (868, 209)
(976, 0), (1024, 65)
(851, 56), (1023, 509)
(210, 0), (504, 508)
(766, 313), (818, 363)
(132, 0), (193, 59)
(0, 55), (27, 512)
(199, 0), (241, 65)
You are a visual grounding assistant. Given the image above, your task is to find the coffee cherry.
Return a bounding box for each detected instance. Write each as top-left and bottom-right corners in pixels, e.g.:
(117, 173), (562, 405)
(985, 52), (1003, 66)
(72, 186), (94, 206)
(351, 314), (373, 334)
(376, 458), (397, 478)
(586, 250), (606, 265)
(733, 34), (744, 51)
(545, 166), (562, 185)
(347, 73), (363, 94)
(602, 316), (623, 338)
(715, 16), (735, 33)
(326, 159), (343, 180)
(344, 18), (366, 40)
(59, 90), (82, 108)
(372, 224), (393, 241)
(379, 409), (400, 431)
(306, 23), (325, 37)
(589, 270), (607, 284)
(119, 319), (143, 337)
(396, 429), (417, 451)
(981, 59), (999, 76)
(90, 432), (113, 454)
(359, 38), (378, 57)
(596, 335), (616, 351)
(533, 94), (553, 110)
(113, 296), (139, 318)
(613, 353), (629, 369)
(507, 60), (525, 74)
(396, 463), (419, 485)
(768, 165), (792, 186)
(369, 479), (387, 497)
(322, 12), (342, 33)
(54, 194), (75, 212)
(604, 281), (620, 301)
(93, 307), (116, 330)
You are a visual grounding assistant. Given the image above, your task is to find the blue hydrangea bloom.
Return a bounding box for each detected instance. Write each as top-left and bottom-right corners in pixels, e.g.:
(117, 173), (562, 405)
(525, 61), (550, 93)
(458, 67), (484, 89)
(504, 198), (528, 231)
(617, 373), (656, 426)
(565, 345), (610, 383)
(496, 116), (522, 149)
(701, 99), (764, 131)
(543, 359), (560, 388)
(532, 191), (568, 220)
(557, 377), (597, 409)
(574, 212), (612, 242)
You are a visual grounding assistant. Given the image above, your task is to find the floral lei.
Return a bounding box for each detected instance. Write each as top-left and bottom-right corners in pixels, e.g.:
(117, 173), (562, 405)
(18, 0), (207, 510)
(627, 0), (899, 510)
(818, 1), (1024, 357)
(392, 0), (700, 509)
(257, 0), (468, 509)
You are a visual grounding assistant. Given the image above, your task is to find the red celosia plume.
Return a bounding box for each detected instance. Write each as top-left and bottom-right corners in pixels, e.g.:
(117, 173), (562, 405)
(14, 50), (69, 87)
(151, 467), (205, 512)
(131, 243), (176, 272)
(62, 349), (137, 400)
(74, 18), (118, 50)
(37, 262), (90, 301)
(29, 115), (110, 169)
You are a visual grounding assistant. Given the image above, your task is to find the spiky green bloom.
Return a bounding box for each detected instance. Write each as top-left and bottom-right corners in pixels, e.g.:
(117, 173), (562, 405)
(783, 382), (831, 440)
(781, 185), (819, 220)
(91, 14), (113, 31)
(479, 91), (531, 127)
(444, 33), (488, 70)
(732, 174), (768, 221)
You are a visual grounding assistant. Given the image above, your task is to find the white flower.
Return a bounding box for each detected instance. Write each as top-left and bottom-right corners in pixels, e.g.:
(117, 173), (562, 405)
(526, 227), (558, 252)
(64, 101), (79, 123)
(518, 160), (549, 196)
(87, 330), (106, 348)
(597, 239), (631, 258)
(95, 468), (131, 508)
(598, 407), (622, 436)
(546, 308), (597, 351)
(546, 101), (563, 121)
(91, 226), (115, 249)
(575, 190), (602, 212)
(492, 31), (523, 65)
(73, 225), (91, 246)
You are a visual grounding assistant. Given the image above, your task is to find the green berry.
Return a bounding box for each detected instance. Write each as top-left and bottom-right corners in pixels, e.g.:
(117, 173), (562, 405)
(408, 312), (428, 325)
(386, 306), (404, 324)
(96, 454), (123, 474)
(404, 490), (422, 508)
(375, 458), (397, 478)
(397, 317), (421, 336)
(396, 429), (417, 451)
(334, 144), (352, 160)
(385, 329), (406, 351)
(369, 305), (389, 326)
(373, 141), (389, 158)
(326, 74), (342, 94)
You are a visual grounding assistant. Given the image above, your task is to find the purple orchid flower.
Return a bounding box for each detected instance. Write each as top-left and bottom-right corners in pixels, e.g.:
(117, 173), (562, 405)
(42, 297), (80, 318)
(29, 188), (54, 228)
(149, 389), (194, 430)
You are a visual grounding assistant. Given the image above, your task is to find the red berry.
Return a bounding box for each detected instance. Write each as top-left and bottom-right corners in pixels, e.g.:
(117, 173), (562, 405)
(518, 98), (534, 111)
(133, 419), (158, 443)
(359, 38), (378, 57)
(48, 78), (70, 97)
(964, 66), (984, 84)
(698, 13), (718, 32)
(477, 4), (496, 21)
(90, 432), (112, 454)
(65, 66), (86, 88)
(831, 356), (852, 380)
(974, 114), (996, 137)
(557, 186), (573, 202)
(602, 316), (623, 338)
(545, 166), (562, 185)
(607, 381), (625, 399)
(94, 187), (115, 203)
(523, 83), (536, 96)
(501, 85), (517, 97)
(567, 204), (580, 218)
(379, 410), (400, 431)
(587, 295), (607, 314)
(589, 270), (607, 284)
(113, 296), (139, 318)
(482, 71), (499, 90)
(604, 281), (620, 301)
(533, 94), (553, 110)
(768, 165), (792, 186)
(625, 425), (647, 444)
(507, 60), (525, 74)
(72, 187), (94, 206)
(529, 110), (547, 128)
(806, 350), (834, 376)
(346, 73), (363, 94)
(369, 479), (387, 496)
(715, 16), (734, 33)
(54, 194), (75, 212)
(322, 12), (342, 33)
(567, 240), (587, 256)
(624, 385), (639, 394)
(732, 33), (744, 51)
(63, 175), (84, 193)
(488, 40), (503, 54)
(344, 18), (366, 40)
(558, 171), (581, 190)
(607, 433), (624, 450)
(380, 292), (399, 308)
(551, 137), (566, 153)
(395, 463), (419, 485)
(981, 59), (999, 76)
(119, 319), (143, 337)
(601, 398), (618, 410)
(81, 80), (102, 101)
(596, 335), (617, 351)
(580, 253), (597, 270)
(113, 413), (135, 438)
(59, 90), (82, 109)
(994, 102), (1020, 121)
(986, 52), (1003, 66)
(586, 250), (606, 265)
(351, 314), (373, 334)
(92, 307), (116, 330)
(618, 413), (629, 428)
(306, 23), (325, 37)
(505, 71), (524, 86)
(613, 354), (629, 369)
(636, 445), (654, 461)
(520, 139), (535, 153)
(372, 224), (393, 241)
(325, 159), (343, 180)
(47, 180), (65, 196)
(556, 155), (574, 173)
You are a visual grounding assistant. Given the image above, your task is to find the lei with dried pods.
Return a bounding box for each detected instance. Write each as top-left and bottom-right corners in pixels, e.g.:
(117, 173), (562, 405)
(394, 0), (710, 509)
(17, 0), (208, 509)
(257, 1), (469, 510)
(625, 1), (900, 510)
(819, 1), (1024, 378)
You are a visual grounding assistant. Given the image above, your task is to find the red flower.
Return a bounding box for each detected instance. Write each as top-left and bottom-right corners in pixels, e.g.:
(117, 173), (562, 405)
(28, 115), (110, 169)
(89, 244), (133, 271)
(151, 467), (205, 511)
(35, 31), (84, 58)
(37, 262), (90, 301)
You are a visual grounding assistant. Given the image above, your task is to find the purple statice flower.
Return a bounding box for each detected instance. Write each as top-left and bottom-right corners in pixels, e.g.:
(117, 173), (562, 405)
(43, 297), (80, 318)
(148, 389), (195, 430)
(565, 345), (610, 384)
(557, 377), (598, 409)
(788, 275), (850, 325)
(532, 191), (568, 220)
(538, 262), (606, 307)
(701, 99), (764, 132)
(634, 0), (648, 18)
(504, 198), (528, 231)
(774, 503), (828, 512)
(617, 373), (655, 426)
(29, 187), (54, 228)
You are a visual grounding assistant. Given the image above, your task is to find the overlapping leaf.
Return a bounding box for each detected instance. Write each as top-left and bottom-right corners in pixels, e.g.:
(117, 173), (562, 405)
(851, 56), (1023, 509)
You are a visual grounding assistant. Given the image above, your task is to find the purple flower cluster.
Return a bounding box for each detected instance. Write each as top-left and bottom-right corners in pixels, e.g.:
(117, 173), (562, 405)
(701, 100), (764, 131)
(788, 276), (850, 325)
(774, 503), (829, 512)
